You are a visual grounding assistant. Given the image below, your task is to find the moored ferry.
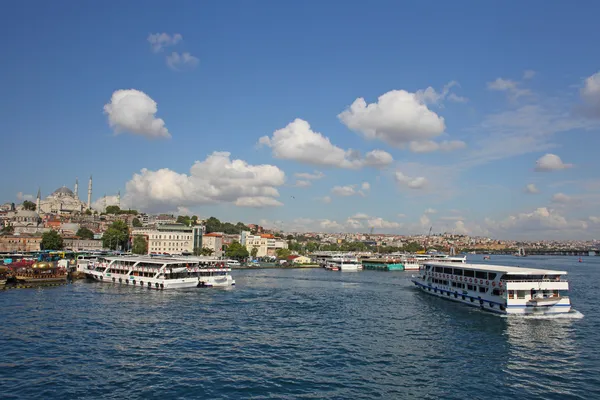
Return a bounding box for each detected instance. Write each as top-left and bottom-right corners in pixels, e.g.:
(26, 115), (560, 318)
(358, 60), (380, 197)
(411, 262), (571, 314)
(85, 256), (235, 289)
(326, 256), (362, 271)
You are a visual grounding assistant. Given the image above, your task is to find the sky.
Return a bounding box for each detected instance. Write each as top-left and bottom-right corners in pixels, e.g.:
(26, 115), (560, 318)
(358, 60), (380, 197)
(2, 0), (600, 240)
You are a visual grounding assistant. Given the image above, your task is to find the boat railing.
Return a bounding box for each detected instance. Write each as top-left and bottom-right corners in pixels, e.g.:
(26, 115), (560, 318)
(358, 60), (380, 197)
(502, 278), (565, 283)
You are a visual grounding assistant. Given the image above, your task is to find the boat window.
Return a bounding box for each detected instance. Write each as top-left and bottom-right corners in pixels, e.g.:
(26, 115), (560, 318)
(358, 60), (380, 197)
(488, 273), (497, 280)
(517, 290), (527, 299)
(479, 286), (487, 293)
(467, 285), (474, 291)
(464, 270), (474, 277)
(475, 271), (487, 279)
(453, 269), (463, 276)
(443, 267), (453, 274)
(434, 266), (443, 273)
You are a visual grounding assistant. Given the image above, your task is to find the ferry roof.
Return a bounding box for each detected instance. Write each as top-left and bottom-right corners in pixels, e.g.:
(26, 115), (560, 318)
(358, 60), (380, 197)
(425, 262), (567, 275)
(104, 256), (221, 265)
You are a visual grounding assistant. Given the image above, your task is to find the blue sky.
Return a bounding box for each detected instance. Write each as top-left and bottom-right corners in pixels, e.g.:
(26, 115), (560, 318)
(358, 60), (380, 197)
(3, 1), (600, 239)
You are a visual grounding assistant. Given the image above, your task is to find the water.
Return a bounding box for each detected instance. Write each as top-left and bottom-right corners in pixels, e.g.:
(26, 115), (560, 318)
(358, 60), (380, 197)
(1, 255), (599, 399)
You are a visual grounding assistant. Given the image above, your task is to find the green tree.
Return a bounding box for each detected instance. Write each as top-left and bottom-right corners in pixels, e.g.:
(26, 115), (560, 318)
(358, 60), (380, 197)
(76, 227), (95, 240)
(102, 220), (129, 250)
(41, 230), (63, 250)
(191, 215), (199, 225)
(250, 247), (258, 258)
(305, 242), (319, 253)
(225, 241), (249, 259)
(132, 218), (142, 228)
(286, 234), (294, 241)
(105, 205), (121, 214)
(205, 216), (222, 233)
(276, 248), (291, 259)
(200, 247), (214, 256)
(22, 200), (36, 211)
(177, 215), (191, 226)
(132, 235), (147, 255)
(85, 209), (92, 216)
(1, 225), (15, 234)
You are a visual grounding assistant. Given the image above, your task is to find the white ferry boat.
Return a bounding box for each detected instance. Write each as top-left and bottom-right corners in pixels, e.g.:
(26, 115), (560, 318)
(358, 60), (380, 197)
(328, 256), (362, 271)
(411, 262), (571, 314)
(413, 253), (467, 265)
(85, 256), (235, 289)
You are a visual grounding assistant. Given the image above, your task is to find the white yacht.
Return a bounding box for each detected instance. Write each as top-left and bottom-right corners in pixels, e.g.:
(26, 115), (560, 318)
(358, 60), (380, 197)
(411, 262), (571, 315)
(85, 256), (235, 289)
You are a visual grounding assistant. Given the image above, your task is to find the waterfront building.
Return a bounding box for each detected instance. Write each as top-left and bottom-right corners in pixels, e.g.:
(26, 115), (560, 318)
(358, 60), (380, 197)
(244, 234), (288, 257)
(202, 233), (224, 257)
(132, 224), (203, 255)
(62, 237), (103, 251)
(0, 234), (43, 252)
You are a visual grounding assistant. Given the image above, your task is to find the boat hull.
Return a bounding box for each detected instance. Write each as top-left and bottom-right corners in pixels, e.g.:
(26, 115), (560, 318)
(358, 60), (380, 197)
(411, 279), (571, 315)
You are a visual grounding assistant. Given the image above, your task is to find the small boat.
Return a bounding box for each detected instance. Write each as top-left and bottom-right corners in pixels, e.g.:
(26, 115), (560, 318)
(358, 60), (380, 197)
(578, 258), (583, 263)
(9, 261), (67, 285)
(483, 256), (490, 260)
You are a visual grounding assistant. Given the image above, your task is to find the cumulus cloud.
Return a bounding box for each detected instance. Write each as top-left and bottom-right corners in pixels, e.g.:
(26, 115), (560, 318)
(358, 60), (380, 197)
(147, 33), (183, 52)
(363, 150), (394, 168)
(590, 216), (600, 223)
(535, 153), (573, 171)
(294, 171), (324, 180)
(414, 81), (467, 105)
(331, 185), (359, 197)
(259, 119), (393, 169)
(92, 195), (121, 212)
(320, 196), (332, 204)
(424, 208), (437, 214)
(123, 151), (285, 212)
(525, 183), (540, 194)
(104, 89), (171, 139)
(409, 140), (467, 153)
(338, 89), (446, 147)
(580, 71), (600, 118)
(420, 214), (431, 228)
(16, 192), (34, 201)
(551, 192), (572, 204)
(361, 182), (370, 191)
(395, 171), (428, 189)
(453, 220), (469, 235)
(166, 52), (199, 71)
(491, 207), (587, 234)
(366, 217), (401, 229)
(351, 213), (370, 220)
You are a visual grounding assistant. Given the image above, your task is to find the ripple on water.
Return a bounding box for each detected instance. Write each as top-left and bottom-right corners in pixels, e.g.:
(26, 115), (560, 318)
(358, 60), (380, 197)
(1, 257), (599, 399)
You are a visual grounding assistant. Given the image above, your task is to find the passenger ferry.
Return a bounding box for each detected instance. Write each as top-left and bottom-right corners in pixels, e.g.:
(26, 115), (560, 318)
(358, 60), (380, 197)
(413, 253), (467, 265)
(85, 256), (235, 289)
(411, 262), (571, 314)
(326, 256), (362, 271)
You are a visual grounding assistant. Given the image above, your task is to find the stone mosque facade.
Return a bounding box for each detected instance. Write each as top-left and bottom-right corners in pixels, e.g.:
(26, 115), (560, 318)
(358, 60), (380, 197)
(37, 176), (93, 215)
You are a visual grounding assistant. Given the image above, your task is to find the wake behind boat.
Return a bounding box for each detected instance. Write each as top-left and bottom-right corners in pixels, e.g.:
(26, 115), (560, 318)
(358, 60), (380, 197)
(411, 261), (571, 315)
(85, 256), (235, 289)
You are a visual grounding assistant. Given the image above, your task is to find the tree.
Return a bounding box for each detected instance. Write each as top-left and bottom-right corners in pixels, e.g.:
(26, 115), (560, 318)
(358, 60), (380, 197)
(250, 247), (258, 258)
(132, 218), (142, 228)
(102, 220), (129, 250)
(85, 209), (92, 216)
(205, 217), (221, 233)
(76, 227), (95, 240)
(177, 215), (191, 226)
(225, 241), (249, 259)
(286, 234), (294, 241)
(105, 205), (121, 214)
(1, 225), (15, 234)
(276, 248), (291, 259)
(191, 215), (199, 225)
(41, 230), (63, 250)
(132, 235), (147, 255)
(200, 247), (214, 256)
(22, 200), (36, 211)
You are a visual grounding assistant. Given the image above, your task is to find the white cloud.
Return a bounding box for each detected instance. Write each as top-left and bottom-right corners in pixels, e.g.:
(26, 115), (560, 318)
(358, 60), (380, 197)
(338, 89), (446, 147)
(414, 81), (466, 105)
(331, 185), (359, 197)
(551, 192), (572, 204)
(351, 213), (370, 220)
(235, 197), (283, 208)
(525, 183), (540, 194)
(16, 192), (34, 201)
(147, 33), (182, 53)
(409, 140), (466, 153)
(490, 207), (587, 237)
(294, 171), (324, 180)
(487, 77), (531, 99)
(123, 151), (285, 212)
(361, 182), (370, 191)
(453, 220), (469, 235)
(447, 93), (468, 103)
(259, 119), (392, 169)
(590, 216), (600, 223)
(424, 208), (437, 214)
(580, 71), (600, 118)
(367, 217), (401, 229)
(294, 180), (311, 188)
(319, 219), (345, 231)
(166, 52), (199, 71)
(318, 196), (332, 204)
(439, 215), (464, 221)
(420, 214), (431, 228)
(104, 89), (171, 139)
(523, 70), (536, 80)
(397, 213), (406, 218)
(395, 171), (428, 189)
(363, 150), (394, 168)
(535, 153), (573, 171)
(92, 195), (121, 212)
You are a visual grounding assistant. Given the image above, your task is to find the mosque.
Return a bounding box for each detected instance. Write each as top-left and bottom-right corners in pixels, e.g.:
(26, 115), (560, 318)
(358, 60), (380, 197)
(37, 176), (95, 215)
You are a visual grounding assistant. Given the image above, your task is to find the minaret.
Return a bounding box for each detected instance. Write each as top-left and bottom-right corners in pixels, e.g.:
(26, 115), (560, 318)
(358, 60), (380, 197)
(87, 175), (92, 209)
(36, 188), (41, 213)
(103, 194), (107, 212)
(117, 191), (121, 208)
(74, 178), (79, 199)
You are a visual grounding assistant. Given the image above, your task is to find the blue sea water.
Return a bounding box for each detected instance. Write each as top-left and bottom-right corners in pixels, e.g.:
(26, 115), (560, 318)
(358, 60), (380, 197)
(1, 255), (599, 399)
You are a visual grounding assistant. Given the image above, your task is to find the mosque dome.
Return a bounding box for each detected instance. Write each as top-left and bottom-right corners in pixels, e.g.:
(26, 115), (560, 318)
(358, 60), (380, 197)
(52, 186), (74, 196)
